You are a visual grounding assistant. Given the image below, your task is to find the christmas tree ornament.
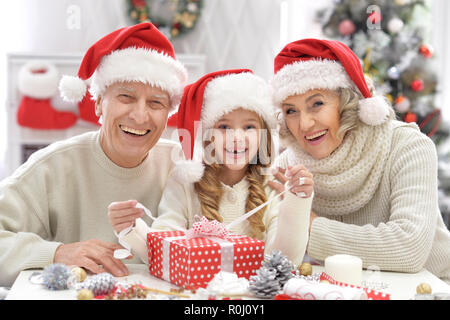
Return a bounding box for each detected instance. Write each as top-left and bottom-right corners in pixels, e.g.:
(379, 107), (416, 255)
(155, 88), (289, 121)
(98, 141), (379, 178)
(394, 0), (411, 5)
(404, 112), (417, 123)
(70, 267), (87, 283)
(262, 251), (294, 286)
(17, 60), (77, 130)
(394, 95), (411, 113)
(338, 19), (356, 36)
(76, 272), (117, 296)
(367, 11), (382, 25)
(41, 263), (72, 290)
(249, 267), (281, 299)
(77, 289), (94, 300)
(387, 66), (401, 80)
(416, 282), (432, 294)
(410, 79), (425, 92)
(387, 17), (404, 34)
(419, 44), (433, 58)
(298, 262), (313, 276)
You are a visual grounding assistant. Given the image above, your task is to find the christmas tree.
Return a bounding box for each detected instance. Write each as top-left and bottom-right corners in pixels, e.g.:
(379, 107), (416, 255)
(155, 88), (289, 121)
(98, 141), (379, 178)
(317, 0), (450, 228)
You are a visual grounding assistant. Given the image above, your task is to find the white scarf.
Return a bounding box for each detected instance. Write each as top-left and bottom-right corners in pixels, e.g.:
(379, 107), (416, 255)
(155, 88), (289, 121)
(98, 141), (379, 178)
(285, 122), (393, 216)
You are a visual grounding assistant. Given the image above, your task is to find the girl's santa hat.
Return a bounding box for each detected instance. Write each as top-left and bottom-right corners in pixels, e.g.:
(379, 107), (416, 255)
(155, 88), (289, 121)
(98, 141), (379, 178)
(59, 22), (187, 111)
(271, 38), (391, 126)
(170, 69), (277, 183)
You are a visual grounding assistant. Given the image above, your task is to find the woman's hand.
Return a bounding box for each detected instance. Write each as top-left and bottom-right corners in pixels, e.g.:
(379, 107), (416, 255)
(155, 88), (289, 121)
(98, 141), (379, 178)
(268, 165), (314, 198)
(107, 200), (144, 234)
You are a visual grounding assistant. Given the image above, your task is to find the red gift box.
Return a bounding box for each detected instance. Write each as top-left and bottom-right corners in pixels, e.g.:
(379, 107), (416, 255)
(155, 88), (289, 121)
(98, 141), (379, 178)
(147, 230), (265, 290)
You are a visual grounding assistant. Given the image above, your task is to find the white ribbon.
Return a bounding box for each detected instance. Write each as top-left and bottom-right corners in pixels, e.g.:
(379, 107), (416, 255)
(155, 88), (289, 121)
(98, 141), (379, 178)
(114, 182), (295, 260)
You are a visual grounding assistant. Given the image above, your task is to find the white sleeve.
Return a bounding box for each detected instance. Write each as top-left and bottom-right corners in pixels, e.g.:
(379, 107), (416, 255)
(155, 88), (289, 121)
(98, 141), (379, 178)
(266, 191), (312, 267)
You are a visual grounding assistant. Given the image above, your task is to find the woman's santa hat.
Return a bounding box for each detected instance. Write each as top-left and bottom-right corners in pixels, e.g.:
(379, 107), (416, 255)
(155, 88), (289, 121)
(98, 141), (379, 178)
(59, 22), (187, 110)
(272, 38), (391, 126)
(170, 69), (277, 183)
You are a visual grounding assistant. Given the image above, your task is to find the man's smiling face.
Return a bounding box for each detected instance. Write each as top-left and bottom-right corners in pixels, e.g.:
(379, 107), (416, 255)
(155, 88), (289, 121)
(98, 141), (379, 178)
(96, 81), (170, 168)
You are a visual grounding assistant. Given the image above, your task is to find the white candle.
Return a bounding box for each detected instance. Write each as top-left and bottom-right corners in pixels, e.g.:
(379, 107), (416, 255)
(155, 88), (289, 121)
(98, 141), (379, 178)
(324, 254), (363, 286)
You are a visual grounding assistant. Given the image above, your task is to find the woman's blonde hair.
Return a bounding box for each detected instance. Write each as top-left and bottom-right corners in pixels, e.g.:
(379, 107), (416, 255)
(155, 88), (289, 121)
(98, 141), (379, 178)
(194, 118), (273, 240)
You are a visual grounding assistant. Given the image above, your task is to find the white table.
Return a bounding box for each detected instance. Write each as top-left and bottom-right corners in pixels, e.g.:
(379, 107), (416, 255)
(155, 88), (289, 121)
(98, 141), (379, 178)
(5, 264), (450, 300)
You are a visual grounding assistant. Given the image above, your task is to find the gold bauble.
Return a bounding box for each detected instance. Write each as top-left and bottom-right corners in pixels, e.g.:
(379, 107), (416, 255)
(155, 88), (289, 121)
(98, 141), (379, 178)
(298, 262), (312, 276)
(416, 283), (432, 294)
(77, 289), (94, 300)
(71, 267), (87, 282)
(171, 28), (179, 37)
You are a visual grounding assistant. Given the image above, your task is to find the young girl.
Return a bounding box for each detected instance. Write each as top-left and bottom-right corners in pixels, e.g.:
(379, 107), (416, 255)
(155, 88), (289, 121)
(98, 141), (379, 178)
(108, 69), (314, 267)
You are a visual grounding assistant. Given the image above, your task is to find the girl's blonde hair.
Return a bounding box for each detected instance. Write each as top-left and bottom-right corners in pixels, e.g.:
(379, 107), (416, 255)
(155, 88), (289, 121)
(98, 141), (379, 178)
(194, 118), (273, 240)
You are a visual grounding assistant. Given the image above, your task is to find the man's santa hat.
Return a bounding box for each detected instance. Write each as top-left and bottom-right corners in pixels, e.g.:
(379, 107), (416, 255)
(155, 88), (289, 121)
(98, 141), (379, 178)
(170, 69), (277, 183)
(272, 38), (391, 126)
(59, 22), (187, 110)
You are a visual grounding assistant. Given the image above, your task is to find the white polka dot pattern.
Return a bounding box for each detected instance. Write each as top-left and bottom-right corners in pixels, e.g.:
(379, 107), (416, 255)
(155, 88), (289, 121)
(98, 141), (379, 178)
(147, 231), (265, 290)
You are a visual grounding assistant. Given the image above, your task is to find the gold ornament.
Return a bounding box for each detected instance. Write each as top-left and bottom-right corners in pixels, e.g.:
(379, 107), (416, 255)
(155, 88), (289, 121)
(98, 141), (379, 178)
(416, 283), (432, 294)
(171, 28), (180, 37)
(298, 262), (313, 276)
(320, 279), (330, 284)
(71, 267), (87, 282)
(77, 289), (94, 300)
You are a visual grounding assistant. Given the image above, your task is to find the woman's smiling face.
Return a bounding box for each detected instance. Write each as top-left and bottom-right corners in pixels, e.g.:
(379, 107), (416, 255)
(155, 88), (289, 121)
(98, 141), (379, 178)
(281, 89), (343, 160)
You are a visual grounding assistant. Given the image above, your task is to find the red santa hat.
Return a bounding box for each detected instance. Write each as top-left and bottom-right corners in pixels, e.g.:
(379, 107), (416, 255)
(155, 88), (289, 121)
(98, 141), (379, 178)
(170, 69), (277, 183)
(272, 38), (391, 126)
(59, 22), (187, 110)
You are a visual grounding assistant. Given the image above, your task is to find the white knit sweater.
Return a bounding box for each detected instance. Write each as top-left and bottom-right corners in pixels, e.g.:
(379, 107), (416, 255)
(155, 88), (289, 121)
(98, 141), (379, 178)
(0, 131), (181, 286)
(275, 120), (450, 283)
(122, 171), (313, 268)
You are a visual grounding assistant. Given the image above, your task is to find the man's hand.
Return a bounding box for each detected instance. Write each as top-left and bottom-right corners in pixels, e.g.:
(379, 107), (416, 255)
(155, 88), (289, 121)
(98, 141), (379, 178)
(53, 239), (130, 277)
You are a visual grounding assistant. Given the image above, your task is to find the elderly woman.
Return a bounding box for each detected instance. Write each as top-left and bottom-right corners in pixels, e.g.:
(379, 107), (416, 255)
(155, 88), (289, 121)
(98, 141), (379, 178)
(269, 38), (450, 283)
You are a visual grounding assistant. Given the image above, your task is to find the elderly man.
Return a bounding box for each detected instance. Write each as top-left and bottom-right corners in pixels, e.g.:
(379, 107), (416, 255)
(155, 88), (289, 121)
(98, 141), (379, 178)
(0, 22), (187, 286)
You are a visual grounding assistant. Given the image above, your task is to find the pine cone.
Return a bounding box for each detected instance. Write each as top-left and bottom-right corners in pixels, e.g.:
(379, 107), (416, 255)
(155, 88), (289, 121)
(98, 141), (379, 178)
(262, 250), (294, 286)
(249, 267), (281, 299)
(77, 272), (117, 296)
(42, 263), (72, 290)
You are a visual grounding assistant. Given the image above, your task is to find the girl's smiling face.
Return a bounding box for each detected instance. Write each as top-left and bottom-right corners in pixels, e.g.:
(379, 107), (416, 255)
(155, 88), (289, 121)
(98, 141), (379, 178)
(209, 108), (264, 172)
(281, 89), (343, 160)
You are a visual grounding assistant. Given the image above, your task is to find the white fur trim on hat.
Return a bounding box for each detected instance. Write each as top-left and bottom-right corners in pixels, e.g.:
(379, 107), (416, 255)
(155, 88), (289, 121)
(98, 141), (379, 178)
(201, 72), (277, 130)
(271, 59), (354, 106)
(89, 47), (187, 110)
(358, 95), (391, 126)
(171, 160), (205, 184)
(272, 59), (391, 126)
(18, 60), (59, 99)
(59, 75), (87, 103)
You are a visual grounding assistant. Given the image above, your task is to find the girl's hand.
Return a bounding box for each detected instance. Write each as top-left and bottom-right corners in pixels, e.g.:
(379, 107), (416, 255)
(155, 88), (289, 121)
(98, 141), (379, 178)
(285, 165), (314, 198)
(107, 200), (144, 233)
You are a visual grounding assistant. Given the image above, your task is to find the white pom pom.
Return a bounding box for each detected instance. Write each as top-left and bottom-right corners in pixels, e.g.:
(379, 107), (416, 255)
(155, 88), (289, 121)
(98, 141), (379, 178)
(59, 75), (87, 102)
(171, 160), (205, 184)
(358, 96), (391, 126)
